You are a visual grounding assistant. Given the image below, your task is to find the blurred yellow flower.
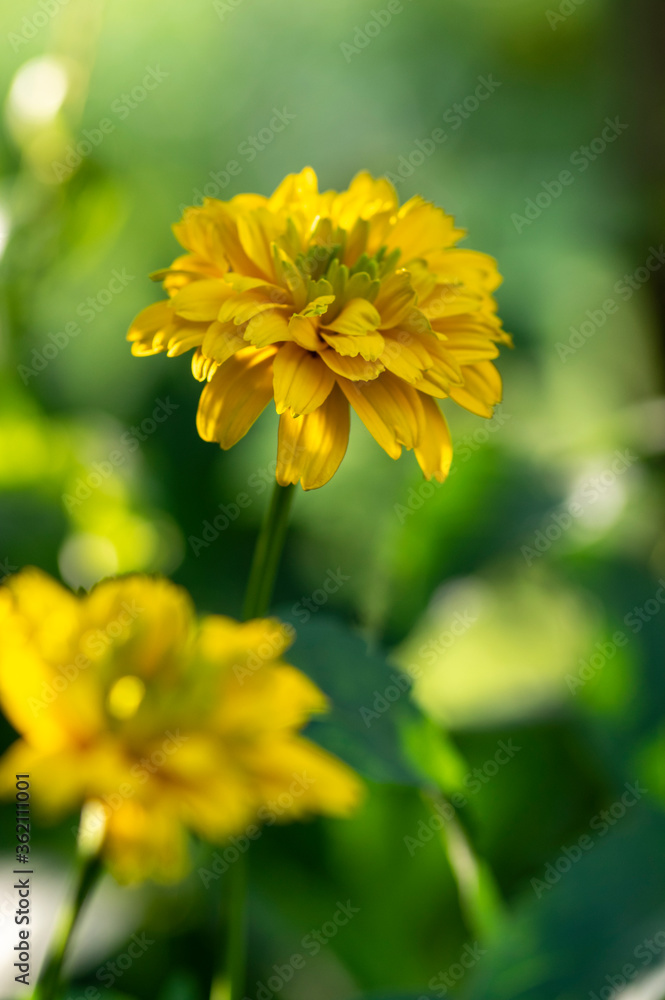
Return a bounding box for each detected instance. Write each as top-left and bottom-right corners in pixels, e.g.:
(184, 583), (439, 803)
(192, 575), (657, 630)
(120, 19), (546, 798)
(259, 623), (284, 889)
(0, 569), (362, 883)
(128, 167), (511, 489)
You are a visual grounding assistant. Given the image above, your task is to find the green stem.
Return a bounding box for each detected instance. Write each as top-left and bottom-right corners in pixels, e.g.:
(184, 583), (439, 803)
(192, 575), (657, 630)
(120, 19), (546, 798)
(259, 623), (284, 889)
(422, 791), (504, 942)
(210, 481), (295, 1000)
(242, 482), (295, 620)
(227, 852), (248, 1000)
(209, 850), (248, 1000)
(33, 854), (102, 1000)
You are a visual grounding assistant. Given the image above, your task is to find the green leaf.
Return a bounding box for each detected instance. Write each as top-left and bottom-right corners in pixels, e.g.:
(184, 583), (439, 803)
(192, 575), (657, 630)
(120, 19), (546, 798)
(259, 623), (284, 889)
(462, 804), (665, 1000)
(280, 613), (424, 786)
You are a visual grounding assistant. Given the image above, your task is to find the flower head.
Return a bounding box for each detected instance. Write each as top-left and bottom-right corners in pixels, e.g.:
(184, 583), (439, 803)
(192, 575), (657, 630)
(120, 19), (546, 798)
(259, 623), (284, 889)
(0, 569), (362, 883)
(128, 168), (511, 489)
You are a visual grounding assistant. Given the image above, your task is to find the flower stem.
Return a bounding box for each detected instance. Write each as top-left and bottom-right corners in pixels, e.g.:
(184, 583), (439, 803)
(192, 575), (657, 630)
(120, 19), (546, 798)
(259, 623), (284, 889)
(227, 851), (248, 1000)
(33, 853), (102, 1000)
(421, 790), (504, 941)
(209, 481), (295, 1000)
(242, 481), (295, 620)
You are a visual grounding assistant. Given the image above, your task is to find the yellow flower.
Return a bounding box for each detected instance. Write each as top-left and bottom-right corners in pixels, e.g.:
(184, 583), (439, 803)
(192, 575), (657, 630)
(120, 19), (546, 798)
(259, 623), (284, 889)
(0, 569), (362, 883)
(128, 168), (512, 489)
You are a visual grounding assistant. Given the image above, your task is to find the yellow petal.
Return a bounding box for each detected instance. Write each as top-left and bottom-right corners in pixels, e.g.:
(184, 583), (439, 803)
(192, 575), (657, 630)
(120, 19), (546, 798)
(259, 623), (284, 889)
(380, 329), (433, 382)
(218, 654), (325, 732)
(420, 282), (484, 321)
(0, 570), (88, 751)
(320, 349), (384, 381)
(202, 321), (245, 364)
(330, 171), (398, 232)
(342, 217), (370, 266)
(162, 320), (208, 357)
(414, 395), (453, 482)
(204, 203), (265, 278)
(432, 313), (511, 355)
(222, 273), (285, 295)
(218, 294), (289, 326)
(338, 374), (425, 458)
(448, 361), (503, 417)
(171, 280), (234, 321)
(273, 343), (335, 416)
(197, 616), (294, 678)
(172, 205), (229, 270)
(427, 248), (503, 293)
(439, 332), (500, 365)
(385, 197), (464, 262)
(405, 259), (438, 300)
(127, 301), (173, 355)
(152, 251), (227, 286)
(244, 309), (292, 348)
(192, 347), (219, 382)
(105, 798), (190, 884)
(247, 736), (363, 820)
(417, 335), (465, 388)
(276, 384), (350, 490)
(321, 330), (385, 360)
(269, 167), (319, 213)
(375, 270), (417, 329)
(85, 575), (195, 680)
(288, 315), (323, 351)
(237, 209), (283, 281)
(196, 347), (276, 448)
(322, 298), (381, 337)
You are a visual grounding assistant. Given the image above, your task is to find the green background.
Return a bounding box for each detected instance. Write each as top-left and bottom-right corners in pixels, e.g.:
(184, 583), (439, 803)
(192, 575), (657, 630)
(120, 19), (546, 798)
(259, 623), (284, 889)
(1, 0), (665, 998)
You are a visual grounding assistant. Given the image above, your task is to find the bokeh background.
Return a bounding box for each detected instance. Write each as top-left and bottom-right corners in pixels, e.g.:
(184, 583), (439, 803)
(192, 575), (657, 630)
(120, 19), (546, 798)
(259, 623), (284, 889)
(1, 0), (665, 998)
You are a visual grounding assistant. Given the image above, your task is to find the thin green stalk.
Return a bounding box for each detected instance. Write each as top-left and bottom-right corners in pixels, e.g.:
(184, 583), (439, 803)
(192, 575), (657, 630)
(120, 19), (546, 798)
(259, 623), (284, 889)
(33, 854), (102, 1000)
(228, 852), (248, 1000)
(422, 790), (504, 942)
(210, 480), (296, 1000)
(209, 852), (248, 1000)
(243, 481), (295, 620)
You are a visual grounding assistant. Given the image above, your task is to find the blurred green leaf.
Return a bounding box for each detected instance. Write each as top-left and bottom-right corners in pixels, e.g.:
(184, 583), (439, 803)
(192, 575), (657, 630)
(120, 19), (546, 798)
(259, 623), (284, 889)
(281, 613), (424, 786)
(462, 804), (665, 1000)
